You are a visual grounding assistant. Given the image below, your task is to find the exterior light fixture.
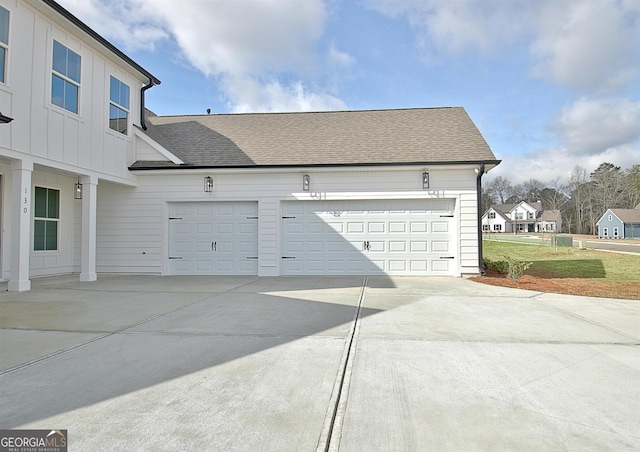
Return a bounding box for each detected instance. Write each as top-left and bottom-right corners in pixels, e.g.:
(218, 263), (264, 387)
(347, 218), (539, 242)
(422, 172), (429, 189)
(204, 176), (214, 192)
(0, 112), (13, 123)
(303, 174), (310, 191)
(74, 178), (83, 199)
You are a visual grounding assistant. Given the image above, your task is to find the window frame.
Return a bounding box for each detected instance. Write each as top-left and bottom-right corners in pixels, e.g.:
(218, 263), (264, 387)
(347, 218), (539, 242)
(488, 212), (495, 219)
(33, 187), (60, 252)
(51, 40), (81, 114)
(109, 75), (130, 135)
(493, 224), (502, 232)
(0, 5), (9, 85)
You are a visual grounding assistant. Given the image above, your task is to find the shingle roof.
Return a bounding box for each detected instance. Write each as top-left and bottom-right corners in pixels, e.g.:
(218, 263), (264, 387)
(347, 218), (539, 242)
(610, 209), (640, 223)
(131, 107), (499, 169)
(539, 210), (560, 221)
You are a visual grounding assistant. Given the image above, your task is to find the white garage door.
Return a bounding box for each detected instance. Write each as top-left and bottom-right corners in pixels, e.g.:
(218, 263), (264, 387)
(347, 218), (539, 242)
(168, 202), (258, 275)
(282, 199), (456, 276)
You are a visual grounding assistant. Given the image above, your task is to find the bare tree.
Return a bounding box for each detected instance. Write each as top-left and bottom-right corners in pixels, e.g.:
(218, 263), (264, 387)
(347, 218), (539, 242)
(486, 176), (513, 204)
(567, 165), (591, 234)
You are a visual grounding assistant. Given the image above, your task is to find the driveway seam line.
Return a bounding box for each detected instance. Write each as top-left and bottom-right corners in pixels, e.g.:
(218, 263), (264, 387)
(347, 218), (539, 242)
(316, 277), (367, 452)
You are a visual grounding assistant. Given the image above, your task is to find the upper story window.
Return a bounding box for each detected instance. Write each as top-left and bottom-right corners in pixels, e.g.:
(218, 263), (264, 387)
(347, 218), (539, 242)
(515, 212), (524, 220)
(0, 6), (9, 84)
(527, 211), (534, 219)
(608, 215), (612, 221)
(109, 76), (130, 134)
(34, 187), (59, 251)
(51, 40), (81, 113)
(488, 212), (495, 219)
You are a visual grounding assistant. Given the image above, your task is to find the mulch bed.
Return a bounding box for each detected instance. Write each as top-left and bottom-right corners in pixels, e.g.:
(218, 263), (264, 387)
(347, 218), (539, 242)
(469, 269), (640, 300)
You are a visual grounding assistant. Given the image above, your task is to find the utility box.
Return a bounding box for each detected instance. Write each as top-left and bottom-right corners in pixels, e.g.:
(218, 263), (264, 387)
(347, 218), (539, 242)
(552, 236), (573, 248)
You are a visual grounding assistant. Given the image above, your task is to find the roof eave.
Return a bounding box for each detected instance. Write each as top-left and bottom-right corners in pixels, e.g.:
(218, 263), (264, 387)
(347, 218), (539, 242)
(128, 159), (502, 172)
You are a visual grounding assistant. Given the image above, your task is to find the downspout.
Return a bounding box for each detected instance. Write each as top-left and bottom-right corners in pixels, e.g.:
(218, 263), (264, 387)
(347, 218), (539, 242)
(476, 163), (486, 275)
(140, 79), (157, 131)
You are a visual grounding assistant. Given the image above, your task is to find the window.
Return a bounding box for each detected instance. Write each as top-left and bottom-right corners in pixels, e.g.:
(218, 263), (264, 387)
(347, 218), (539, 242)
(0, 6), (8, 84)
(608, 215), (612, 221)
(493, 224), (502, 231)
(109, 75), (130, 134)
(488, 212), (495, 219)
(613, 227), (619, 237)
(34, 187), (59, 251)
(528, 212), (534, 219)
(51, 40), (80, 113)
(602, 227), (608, 237)
(482, 225), (490, 232)
(515, 212), (524, 220)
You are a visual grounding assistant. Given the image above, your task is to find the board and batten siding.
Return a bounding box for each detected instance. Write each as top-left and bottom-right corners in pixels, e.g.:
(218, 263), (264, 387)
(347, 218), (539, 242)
(96, 167), (482, 276)
(0, 0), (147, 183)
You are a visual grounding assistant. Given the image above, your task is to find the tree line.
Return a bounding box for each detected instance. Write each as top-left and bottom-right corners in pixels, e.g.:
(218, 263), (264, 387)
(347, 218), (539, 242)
(482, 163), (640, 235)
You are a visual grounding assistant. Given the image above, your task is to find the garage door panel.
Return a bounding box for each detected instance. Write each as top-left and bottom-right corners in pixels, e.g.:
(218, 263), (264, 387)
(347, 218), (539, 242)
(432, 260), (450, 272)
(432, 221), (449, 233)
(389, 222), (406, 233)
(410, 260), (429, 271)
(432, 241), (449, 252)
(410, 222), (428, 233)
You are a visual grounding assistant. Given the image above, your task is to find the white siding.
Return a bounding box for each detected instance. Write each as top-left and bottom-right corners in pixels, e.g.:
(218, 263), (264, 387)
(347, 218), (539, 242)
(0, 0), (148, 183)
(96, 167), (482, 277)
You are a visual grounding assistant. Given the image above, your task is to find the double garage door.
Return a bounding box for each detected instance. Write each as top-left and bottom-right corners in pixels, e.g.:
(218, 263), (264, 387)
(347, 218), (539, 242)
(282, 199), (456, 276)
(168, 199), (456, 276)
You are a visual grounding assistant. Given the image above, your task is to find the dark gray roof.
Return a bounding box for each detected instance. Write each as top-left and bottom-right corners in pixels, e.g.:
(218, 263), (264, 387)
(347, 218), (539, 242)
(492, 201), (542, 214)
(131, 107), (499, 169)
(610, 209), (640, 223)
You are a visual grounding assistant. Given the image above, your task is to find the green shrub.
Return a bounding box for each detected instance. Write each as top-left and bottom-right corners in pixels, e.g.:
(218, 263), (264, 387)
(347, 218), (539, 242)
(483, 257), (508, 274)
(504, 256), (533, 281)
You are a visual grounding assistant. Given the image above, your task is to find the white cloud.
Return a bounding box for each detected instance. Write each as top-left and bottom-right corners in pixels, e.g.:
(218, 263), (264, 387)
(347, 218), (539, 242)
(57, 0), (169, 51)
(553, 98), (640, 155)
(531, 0), (640, 93)
(222, 76), (347, 113)
(149, 0), (327, 77)
(488, 143), (640, 186)
(58, 0), (343, 112)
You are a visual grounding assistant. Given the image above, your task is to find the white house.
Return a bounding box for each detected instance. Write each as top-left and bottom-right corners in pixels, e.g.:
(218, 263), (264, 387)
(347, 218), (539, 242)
(0, 0), (500, 291)
(482, 201), (561, 234)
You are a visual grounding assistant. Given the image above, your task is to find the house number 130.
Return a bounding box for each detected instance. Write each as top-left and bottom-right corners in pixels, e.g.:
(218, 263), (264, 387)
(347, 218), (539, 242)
(23, 188), (28, 213)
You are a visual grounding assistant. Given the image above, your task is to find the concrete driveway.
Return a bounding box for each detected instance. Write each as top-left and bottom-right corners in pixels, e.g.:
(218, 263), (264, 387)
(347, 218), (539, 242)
(1, 275), (638, 451)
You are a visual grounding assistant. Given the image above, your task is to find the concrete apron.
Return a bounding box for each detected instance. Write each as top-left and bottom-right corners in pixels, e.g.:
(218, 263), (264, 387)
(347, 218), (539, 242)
(0, 275), (638, 451)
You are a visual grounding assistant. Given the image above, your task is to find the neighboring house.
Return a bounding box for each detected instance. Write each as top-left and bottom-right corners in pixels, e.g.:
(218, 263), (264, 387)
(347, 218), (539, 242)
(482, 201), (561, 234)
(596, 206), (640, 239)
(0, 0), (499, 291)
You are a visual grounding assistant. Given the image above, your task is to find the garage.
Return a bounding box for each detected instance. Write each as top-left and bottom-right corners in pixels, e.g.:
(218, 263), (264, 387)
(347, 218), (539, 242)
(168, 202), (258, 275)
(282, 199), (456, 275)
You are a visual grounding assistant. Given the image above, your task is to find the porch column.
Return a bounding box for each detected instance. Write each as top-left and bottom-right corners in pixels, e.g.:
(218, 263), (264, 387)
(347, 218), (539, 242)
(79, 175), (98, 282)
(9, 159), (33, 292)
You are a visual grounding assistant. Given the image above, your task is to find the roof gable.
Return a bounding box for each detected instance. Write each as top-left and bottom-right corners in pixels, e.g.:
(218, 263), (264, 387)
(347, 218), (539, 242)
(131, 107), (499, 169)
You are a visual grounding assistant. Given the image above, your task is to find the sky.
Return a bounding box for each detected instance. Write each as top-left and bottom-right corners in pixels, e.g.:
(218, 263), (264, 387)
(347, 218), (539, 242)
(58, 0), (640, 185)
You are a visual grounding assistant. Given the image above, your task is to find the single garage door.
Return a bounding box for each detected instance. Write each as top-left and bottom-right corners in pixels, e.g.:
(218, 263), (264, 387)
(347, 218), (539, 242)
(168, 202), (258, 275)
(282, 199), (456, 275)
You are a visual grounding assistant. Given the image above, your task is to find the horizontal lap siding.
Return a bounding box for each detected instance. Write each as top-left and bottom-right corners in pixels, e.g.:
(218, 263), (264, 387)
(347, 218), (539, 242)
(459, 192), (481, 273)
(97, 168), (480, 276)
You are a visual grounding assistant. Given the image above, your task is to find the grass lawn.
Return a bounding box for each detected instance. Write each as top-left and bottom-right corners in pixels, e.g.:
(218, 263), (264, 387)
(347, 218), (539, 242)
(477, 240), (640, 300)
